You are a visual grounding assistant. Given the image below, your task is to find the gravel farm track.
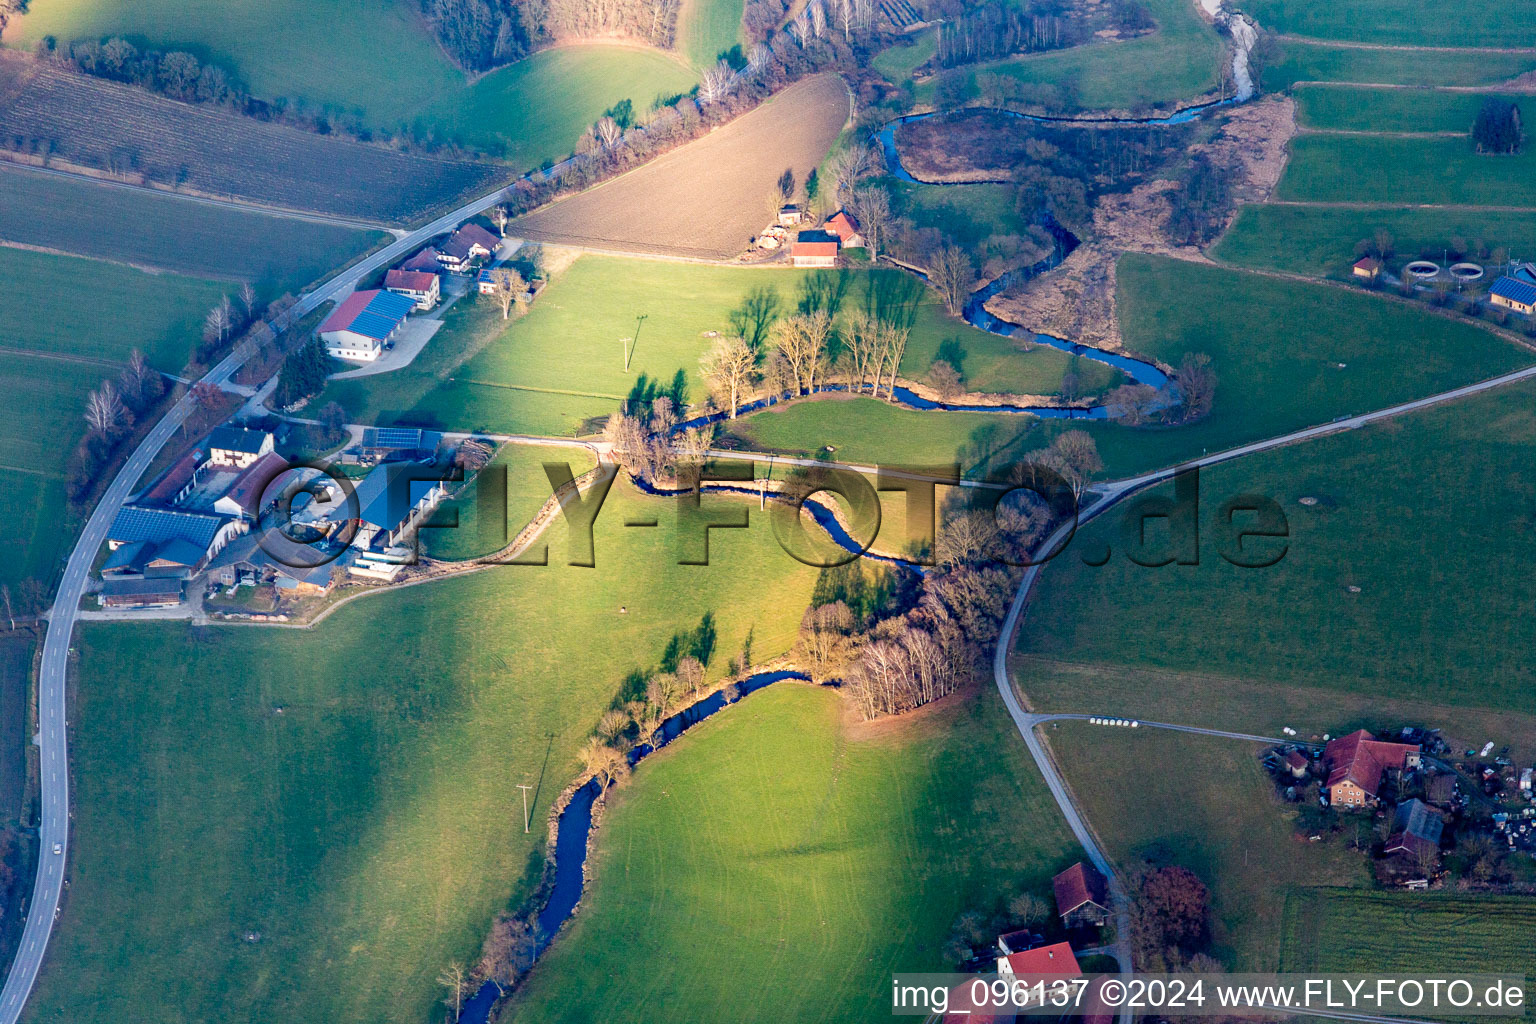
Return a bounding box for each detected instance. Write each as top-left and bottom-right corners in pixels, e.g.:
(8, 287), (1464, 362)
(0, 51), (508, 225)
(510, 73), (852, 259)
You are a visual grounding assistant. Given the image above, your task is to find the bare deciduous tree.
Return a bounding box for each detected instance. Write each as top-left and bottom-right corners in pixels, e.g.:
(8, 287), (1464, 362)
(929, 359), (963, 402)
(484, 265), (529, 320)
(437, 962), (468, 1022)
(83, 381), (129, 436)
(927, 244), (972, 316)
(698, 61), (734, 105)
(579, 737), (631, 788)
(700, 336), (758, 419)
(772, 311), (832, 395)
(849, 186), (891, 260)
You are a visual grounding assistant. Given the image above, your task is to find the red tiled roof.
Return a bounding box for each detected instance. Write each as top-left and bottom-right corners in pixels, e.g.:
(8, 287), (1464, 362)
(1324, 729), (1419, 798)
(457, 222), (500, 249)
(792, 240), (838, 257)
(826, 210), (860, 239)
(943, 982), (1003, 1024)
(1003, 941), (1080, 977)
(1285, 749), (1310, 770)
(385, 269), (436, 292)
(143, 450), (201, 504)
(401, 248), (441, 273)
(1053, 861), (1108, 916)
(1353, 256), (1381, 271)
(221, 452), (290, 516)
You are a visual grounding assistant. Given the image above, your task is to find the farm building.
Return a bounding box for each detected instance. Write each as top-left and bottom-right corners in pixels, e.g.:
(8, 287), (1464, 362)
(347, 462), (449, 553)
(778, 204), (804, 226)
(101, 538), (206, 580)
(1052, 861), (1109, 928)
(997, 940), (1080, 981)
(401, 248), (443, 274)
(1352, 256), (1381, 280)
(319, 289), (416, 362)
(1489, 275), (1536, 316)
(358, 427), (442, 463)
(437, 224), (500, 272)
(384, 269), (440, 311)
(1383, 798), (1443, 861)
(205, 426), (274, 469)
(1285, 749), (1310, 778)
(1323, 729), (1421, 807)
(99, 577), (184, 609)
(824, 209), (864, 248)
(107, 505), (244, 571)
(791, 230), (839, 268)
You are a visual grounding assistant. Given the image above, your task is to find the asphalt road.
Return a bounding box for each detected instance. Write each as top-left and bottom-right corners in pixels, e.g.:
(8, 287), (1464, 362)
(0, 180), (519, 1024)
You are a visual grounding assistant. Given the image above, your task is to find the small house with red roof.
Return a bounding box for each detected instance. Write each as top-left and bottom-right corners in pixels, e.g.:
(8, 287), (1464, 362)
(400, 247), (442, 275)
(997, 940), (1080, 982)
(1323, 729), (1421, 807)
(825, 209), (864, 248)
(1053, 862), (1109, 928)
(1352, 256), (1381, 280)
(791, 229), (839, 268)
(384, 269), (440, 311)
(319, 289), (417, 363)
(1284, 748), (1311, 779)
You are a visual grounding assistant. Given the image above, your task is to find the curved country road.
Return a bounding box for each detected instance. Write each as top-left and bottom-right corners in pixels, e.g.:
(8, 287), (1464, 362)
(0, 181), (521, 1024)
(993, 360), (1536, 1024)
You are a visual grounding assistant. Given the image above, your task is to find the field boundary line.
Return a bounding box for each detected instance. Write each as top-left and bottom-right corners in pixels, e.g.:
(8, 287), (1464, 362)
(1275, 34), (1536, 55)
(1291, 80), (1536, 94)
(449, 378), (627, 400)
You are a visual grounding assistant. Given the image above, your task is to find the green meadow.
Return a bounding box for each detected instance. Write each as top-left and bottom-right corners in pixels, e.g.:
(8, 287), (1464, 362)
(26, 479), (821, 1024)
(1261, 42), (1536, 92)
(422, 442), (598, 562)
(1015, 378), (1536, 717)
(508, 684), (1080, 1023)
(730, 256), (1530, 476)
(322, 256), (1094, 436)
(1242, 0), (1536, 48)
(0, 247), (226, 590)
(916, 0), (1220, 112)
(677, 0), (746, 70)
(0, 165), (387, 294)
(1278, 134), (1536, 207)
(1293, 84), (1519, 134)
(872, 27), (937, 84)
(1212, 205), (1536, 278)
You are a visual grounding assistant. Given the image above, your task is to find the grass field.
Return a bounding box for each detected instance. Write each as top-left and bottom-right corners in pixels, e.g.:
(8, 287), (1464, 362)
(916, 0), (1220, 112)
(27, 478), (822, 1024)
(730, 255), (1531, 476)
(1281, 890), (1536, 1007)
(1293, 84), (1525, 134)
(1014, 378), (1536, 718)
(422, 443), (597, 561)
(507, 684), (1081, 1022)
(416, 46), (699, 167)
(1241, 0), (1536, 48)
(323, 256), (1094, 436)
(1261, 41), (1536, 92)
(1278, 134), (1536, 207)
(872, 28), (937, 84)
(1049, 724), (1365, 968)
(0, 165), (387, 294)
(0, 247), (225, 591)
(889, 180), (1033, 249)
(1212, 205), (1536, 278)
(677, 0), (745, 69)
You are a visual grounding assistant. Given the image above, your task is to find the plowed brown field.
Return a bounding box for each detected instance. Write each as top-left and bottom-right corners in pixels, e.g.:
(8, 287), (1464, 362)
(511, 73), (850, 259)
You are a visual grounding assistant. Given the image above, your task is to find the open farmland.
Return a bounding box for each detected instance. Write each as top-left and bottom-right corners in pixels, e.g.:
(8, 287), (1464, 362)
(1242, 0), (1536, 48)
(677, 0), (746, 69)
(507, 685), (1080, 1023)
(26, 478), (822, 1024)
(511, 74), (850, 259)
(1014, 379), (1536, 718)
(1260, 41), (1536, 92)
(1278, 134), (1536, 207)
(422, 442), (598, 562)
(0, 164), (387, 292)
(1293, 84), (1530, 134)
(1281, 891), (1536, 1008)
(321, 255), (1097, 437)
(0, 54), (507, 224)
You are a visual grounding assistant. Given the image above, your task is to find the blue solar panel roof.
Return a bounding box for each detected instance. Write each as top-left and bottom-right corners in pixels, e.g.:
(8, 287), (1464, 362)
(108, 505), (224, 549)
(1491, 276), (1536, 306)
(344, 290), (417, 340)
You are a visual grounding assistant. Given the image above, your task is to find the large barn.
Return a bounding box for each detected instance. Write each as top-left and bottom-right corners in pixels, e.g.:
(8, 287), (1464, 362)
(318, 289), (417, 362)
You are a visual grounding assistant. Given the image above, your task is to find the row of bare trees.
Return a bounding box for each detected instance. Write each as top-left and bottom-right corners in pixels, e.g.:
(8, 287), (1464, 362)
(700, 310), (915, 420)
(67, 348), (169, 502)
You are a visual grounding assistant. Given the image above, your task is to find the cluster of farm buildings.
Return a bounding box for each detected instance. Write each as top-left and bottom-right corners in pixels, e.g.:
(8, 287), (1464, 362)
(1352, 256), (1536, 318)
(97, 425), (456, 610)
(759, 205), (865, 267)
(1269, 727), (1536, 883)
(320, 221), (511, 364)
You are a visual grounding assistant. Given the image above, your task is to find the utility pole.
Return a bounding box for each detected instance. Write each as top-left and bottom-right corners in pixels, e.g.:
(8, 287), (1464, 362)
(620, 337), (632, 371)
(518, 784), (533, 833)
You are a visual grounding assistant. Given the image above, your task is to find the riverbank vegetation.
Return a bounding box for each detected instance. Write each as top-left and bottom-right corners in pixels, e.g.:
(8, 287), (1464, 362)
(502, 683), (1080, 1022)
